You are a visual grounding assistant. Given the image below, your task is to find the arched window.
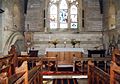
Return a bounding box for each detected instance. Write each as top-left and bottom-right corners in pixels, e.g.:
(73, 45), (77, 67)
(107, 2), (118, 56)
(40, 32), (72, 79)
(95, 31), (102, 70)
(50, 5), (57, 29)
(70, 5), (77, 28)
(49, 0), (78, 29)
(59, 0), (68, 28)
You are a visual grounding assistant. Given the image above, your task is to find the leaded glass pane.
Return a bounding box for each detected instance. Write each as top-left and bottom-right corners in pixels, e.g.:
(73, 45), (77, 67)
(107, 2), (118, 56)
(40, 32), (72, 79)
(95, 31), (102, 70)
(71, 23), (77, 28)
(60, 0), (68, 28)
(50, 15), (57, 22)
(50, 0), (59, 3)
(50, 5), (57, 29)
(70, 5), (77, 28)
(60, 23), (68, 28)
(71, 5), (77, 14)
(60, 9), (68, 23)
(50, 22), (57, 29)
(60, 0), (67, 9)
(50, 5), (57, 14)
(71, 14), (77, 22)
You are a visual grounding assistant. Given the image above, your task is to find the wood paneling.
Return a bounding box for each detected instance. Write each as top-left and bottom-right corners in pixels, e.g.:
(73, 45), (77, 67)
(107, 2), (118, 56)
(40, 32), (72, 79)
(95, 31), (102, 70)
(47, 52), (83, 65)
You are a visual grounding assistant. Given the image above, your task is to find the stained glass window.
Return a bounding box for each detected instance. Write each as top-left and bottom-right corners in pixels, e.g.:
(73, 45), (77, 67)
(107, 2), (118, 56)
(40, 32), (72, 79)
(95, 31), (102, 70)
(70, 5), (77, 28)
(50, 5), (57, 29)
(60, 0), (68, 28)
(49, 0), (78, 29)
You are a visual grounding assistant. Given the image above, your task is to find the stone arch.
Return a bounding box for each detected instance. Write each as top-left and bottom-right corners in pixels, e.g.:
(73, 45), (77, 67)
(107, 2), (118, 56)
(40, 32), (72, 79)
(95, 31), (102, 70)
(3, 32), (25, 55)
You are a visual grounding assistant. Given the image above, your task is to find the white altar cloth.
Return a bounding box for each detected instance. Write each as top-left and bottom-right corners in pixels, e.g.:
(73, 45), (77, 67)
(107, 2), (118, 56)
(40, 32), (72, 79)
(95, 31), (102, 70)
(46, 48), (84, 53)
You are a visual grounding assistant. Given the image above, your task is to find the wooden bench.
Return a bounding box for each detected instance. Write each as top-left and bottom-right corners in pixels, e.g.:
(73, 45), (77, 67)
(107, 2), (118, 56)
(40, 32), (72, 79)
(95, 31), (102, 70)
(8, 61), (28, 84)
(88, 60), (110, 84)
(74, 57), (111, 75)
(110, 48), (120, 84)
(0, 54), (14, 84)
(87, 48), (120, 84)
(110, 61), (120, 84)
(0, 45), (43, 84)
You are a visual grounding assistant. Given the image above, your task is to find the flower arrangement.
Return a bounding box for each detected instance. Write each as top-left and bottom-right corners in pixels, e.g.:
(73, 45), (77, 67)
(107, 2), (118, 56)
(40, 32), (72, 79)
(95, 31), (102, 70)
(50, 39), (59, 48)
(71, 39), (77, 48)
(71, 39), (80, 48)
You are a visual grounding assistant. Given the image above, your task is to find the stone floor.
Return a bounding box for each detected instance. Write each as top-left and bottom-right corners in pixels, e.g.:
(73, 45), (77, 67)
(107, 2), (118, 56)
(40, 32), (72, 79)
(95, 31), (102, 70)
(43, 78), (88, 84)
(77, 78), (88, 84)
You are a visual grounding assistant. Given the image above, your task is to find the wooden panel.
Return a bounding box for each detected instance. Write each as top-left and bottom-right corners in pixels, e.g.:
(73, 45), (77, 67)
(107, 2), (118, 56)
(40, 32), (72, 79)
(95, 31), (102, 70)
(47, 52), (59, 57)
(59, 52), (65, 61)
(65, 52), (71, 63)
(47, 51), (83, 65)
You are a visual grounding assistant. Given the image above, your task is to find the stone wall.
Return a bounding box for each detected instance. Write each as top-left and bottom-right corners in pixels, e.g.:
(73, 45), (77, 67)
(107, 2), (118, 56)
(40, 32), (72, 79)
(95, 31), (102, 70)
(31, 32), (103, 55)
(1, 0), (25, 54)
(25, 0), (45, 32)
(25, 0), (104, 56)
(0, 0), (3, 53)
(102, 0), (120, 52)
(84, 0), (102, 31)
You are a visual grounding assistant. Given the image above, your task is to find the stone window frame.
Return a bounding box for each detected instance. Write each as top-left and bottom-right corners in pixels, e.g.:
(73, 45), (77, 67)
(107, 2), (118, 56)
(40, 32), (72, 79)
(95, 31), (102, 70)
(45, 0), (83, 33)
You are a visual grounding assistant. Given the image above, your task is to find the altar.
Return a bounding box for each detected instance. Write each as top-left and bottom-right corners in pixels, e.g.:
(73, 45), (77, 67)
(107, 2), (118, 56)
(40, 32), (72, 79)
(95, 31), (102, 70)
(45, 48), (84, 65)
(46, 48), (84, 52)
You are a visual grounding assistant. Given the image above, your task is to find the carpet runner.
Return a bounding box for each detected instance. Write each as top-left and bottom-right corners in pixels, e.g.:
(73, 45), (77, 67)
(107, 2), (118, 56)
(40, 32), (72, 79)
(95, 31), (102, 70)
(42, 71), (81, 75)
(53, 79), (78, 84)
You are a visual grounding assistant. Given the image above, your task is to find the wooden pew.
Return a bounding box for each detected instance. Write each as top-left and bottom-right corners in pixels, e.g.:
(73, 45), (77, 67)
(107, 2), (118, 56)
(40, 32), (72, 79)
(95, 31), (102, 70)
(88, 60), (110, 84)
(8, 56), (42, 84)
(110, 48), (120, 84)
(74, 57), (111, 75)
(0, 54), (29, 84)
(112, 48), (120, 63)
(110, 61), (120, 84)
(9, 61), (28, 84)
(87, 48), (120, 84)
(0, 54), (14, 84)
(0, 45), (20, 83)
(0, 45), (43, 84)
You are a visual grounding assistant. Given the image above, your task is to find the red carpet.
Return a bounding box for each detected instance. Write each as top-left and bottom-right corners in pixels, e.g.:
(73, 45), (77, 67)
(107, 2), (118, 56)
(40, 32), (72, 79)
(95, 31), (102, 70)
(42, 71), (81, 75)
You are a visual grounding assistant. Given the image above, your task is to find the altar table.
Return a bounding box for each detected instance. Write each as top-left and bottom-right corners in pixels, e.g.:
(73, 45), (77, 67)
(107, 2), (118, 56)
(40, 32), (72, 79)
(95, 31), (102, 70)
(45, 48), (84, 65)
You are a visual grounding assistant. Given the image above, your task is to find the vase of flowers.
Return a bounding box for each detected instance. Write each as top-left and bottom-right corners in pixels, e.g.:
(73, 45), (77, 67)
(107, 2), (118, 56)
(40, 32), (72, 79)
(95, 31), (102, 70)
(71, 39), (77, 48)
(51, 39), (59, 48)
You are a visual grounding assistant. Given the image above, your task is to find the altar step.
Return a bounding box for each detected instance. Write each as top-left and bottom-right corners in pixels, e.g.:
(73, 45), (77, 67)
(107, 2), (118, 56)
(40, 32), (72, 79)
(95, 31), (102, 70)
(43, 78), (88, 84)
(53, 79), (78, 84)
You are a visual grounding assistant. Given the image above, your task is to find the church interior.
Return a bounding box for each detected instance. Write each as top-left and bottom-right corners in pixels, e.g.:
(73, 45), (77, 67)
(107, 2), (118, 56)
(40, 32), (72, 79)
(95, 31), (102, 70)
(0, 0), (120, 84)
